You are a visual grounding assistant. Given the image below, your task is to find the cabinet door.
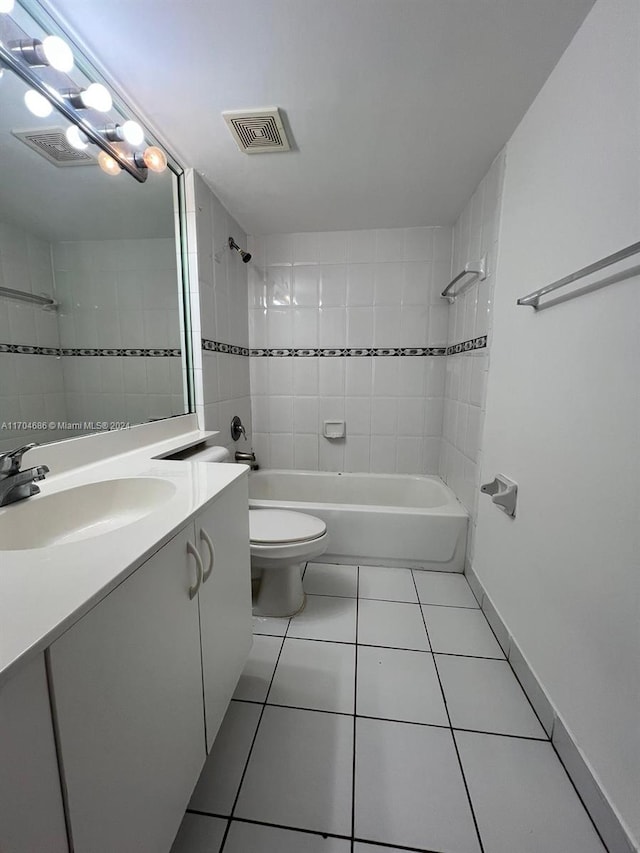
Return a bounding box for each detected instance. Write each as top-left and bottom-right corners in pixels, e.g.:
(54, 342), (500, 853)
(197, 476), (252, 750)
(0, 654), (68, 853)
(49, 525), (206, 853)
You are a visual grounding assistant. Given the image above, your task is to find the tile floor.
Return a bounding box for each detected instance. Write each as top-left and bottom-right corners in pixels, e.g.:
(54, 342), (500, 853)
(172, 563), (607, 853)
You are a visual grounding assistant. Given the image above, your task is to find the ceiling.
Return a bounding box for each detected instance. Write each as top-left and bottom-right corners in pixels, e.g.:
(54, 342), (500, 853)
(40, 0), (594, 235)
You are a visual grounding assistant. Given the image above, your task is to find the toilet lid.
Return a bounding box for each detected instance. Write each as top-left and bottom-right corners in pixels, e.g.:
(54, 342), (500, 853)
(249, 509), (326, 545)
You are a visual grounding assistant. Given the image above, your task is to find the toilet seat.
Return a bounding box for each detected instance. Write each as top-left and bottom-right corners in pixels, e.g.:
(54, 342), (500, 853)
(249, 509), (326, 546)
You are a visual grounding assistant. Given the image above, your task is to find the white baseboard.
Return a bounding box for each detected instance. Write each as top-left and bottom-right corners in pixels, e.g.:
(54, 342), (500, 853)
(465, 565), (638, 853)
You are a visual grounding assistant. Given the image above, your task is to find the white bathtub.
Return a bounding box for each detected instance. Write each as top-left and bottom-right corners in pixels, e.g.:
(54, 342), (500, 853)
(249, 470), (468, 571)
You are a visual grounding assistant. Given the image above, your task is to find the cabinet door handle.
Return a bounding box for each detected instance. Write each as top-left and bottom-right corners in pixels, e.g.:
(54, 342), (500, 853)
(186, 540), (203, 600)
(200, 528), (215, 583)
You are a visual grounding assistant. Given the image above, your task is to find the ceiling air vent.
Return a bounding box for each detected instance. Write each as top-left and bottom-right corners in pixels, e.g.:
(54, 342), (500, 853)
(11, 128), (96, 167)
(222, 108), (291, 154)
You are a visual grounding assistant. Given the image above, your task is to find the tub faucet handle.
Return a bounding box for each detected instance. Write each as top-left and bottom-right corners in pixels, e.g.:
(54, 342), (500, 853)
(230, 415), (246, 442)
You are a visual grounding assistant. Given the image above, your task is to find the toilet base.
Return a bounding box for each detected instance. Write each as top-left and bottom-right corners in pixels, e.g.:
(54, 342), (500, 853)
(253, 560), (306, 617)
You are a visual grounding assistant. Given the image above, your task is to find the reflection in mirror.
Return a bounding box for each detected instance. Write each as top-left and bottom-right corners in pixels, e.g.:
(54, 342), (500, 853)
(0, 16), (188, 452)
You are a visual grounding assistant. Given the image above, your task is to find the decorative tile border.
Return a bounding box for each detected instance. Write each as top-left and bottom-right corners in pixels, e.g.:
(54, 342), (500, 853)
(202, 338), (250, 356)
(1, 343), (61, 356)
(249, 346), (448, 358)
(247, 338), (486, 357)
(0, 343), (182, 357)
(63, 348), (182, 357)
(445, 335), (487, 355)
(2, 336), (486, 359)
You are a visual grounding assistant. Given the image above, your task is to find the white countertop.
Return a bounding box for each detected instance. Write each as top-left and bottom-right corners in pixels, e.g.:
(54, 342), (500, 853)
(0, 429), (247, 687)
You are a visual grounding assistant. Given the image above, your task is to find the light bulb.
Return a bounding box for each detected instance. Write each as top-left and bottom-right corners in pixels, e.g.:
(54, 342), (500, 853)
(121, 120), (144, 147)
(41, 36), (74, 72)
(98, 150), (121, 176)
(24, 89), (53, 118)
(142, 146), (167, 173)
(66, 125), (88, 150)
(0, 0), (15, 13)
(81, 83), (112, 113)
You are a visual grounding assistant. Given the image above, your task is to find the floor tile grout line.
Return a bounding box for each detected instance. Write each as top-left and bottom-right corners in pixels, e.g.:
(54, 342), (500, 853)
(253, 631), (507, 660)
(217, 617), (290, 853)
(351, 564), (360, 852)
(227, 698), (552, 741)
(411, 569), (486, 853)
(187, 811), (451, 853)
(547, 740), (612, 853)
(468, 589), (551, 741)
(304, 588), (481, 610)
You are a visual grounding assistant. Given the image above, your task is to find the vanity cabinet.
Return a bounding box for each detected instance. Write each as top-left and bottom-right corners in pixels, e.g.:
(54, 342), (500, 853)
(196, 478), (252, 751)
(48, 475), (252, 853)
(0, 655), (68, 853)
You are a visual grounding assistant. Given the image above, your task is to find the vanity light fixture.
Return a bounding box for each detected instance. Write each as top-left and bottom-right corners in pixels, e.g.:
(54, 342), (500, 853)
(12, 35), (74, 72)
(98, 150), (121, 176)
(134, 145), (168, 173)
(64, 82), (112, 113)
(103, 120), (144, 146)
(65, 124), (88, 150)
(121, 119), (144, 146)
(24, 88), (53, 117)
(0, 8), (169, 182)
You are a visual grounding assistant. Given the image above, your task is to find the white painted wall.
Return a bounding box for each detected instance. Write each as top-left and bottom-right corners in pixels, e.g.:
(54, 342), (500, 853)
(474, 0), (640, 844)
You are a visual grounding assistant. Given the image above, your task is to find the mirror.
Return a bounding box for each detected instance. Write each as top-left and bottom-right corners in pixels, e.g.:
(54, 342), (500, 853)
(0, 8), (189, 454)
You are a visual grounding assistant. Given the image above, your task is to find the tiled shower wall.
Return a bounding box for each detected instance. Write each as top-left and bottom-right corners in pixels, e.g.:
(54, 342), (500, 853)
(186, 171), (252, 457)
(0, 221), (66, 451)
(439, 150), (506, 565)
(247, 228), (452, 472)
(52, 238), (184, 426)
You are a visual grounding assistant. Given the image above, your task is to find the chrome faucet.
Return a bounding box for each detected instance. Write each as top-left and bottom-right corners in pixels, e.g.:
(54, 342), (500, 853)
(0, 443), (49, 507)
(234, 450), (259, 470)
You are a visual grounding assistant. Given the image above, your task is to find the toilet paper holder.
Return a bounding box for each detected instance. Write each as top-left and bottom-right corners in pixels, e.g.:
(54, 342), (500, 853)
(481, 474), (518, 517)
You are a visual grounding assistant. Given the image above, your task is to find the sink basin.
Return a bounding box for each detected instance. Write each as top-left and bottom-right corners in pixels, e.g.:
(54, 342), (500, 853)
(0, 478), (176, 550)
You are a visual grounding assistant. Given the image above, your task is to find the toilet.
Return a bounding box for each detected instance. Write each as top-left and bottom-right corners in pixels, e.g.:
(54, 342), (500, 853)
(249, 508), (327, 617)
(191, 446), (327, 616)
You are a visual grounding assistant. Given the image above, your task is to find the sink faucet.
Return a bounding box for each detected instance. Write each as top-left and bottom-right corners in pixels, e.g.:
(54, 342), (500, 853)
(0, 443), (49, 507)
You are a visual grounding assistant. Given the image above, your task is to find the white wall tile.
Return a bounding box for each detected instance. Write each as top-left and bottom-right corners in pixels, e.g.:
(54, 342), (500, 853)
(318, 436), (345, 471)
(265, 234), (293, 266)
(347, 230), (376, 263)
(375, 229), (405, 262)
(292, 232), (319, 265)
(269, 396), (294, 432)
(319, 265), (347, 306)
(292, 265), (320, 306)
(318, 231), (348, 264)
(347, 264), (375, 306)
(319, 307), (347, 347)
(270, 433), (294, 468)
(346, 307), (373, 347)
(294, 433), (319, 469)
(294, 396), (319, 434)
(293, 358), (319, 396)
(247, 226), (451, 475)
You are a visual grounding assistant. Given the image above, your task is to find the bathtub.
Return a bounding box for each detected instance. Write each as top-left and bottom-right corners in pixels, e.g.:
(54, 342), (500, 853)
(249, 470), (468, 571)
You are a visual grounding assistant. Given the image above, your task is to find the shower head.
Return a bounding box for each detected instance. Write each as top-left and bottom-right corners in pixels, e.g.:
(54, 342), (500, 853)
(229, 237), (252, 263)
